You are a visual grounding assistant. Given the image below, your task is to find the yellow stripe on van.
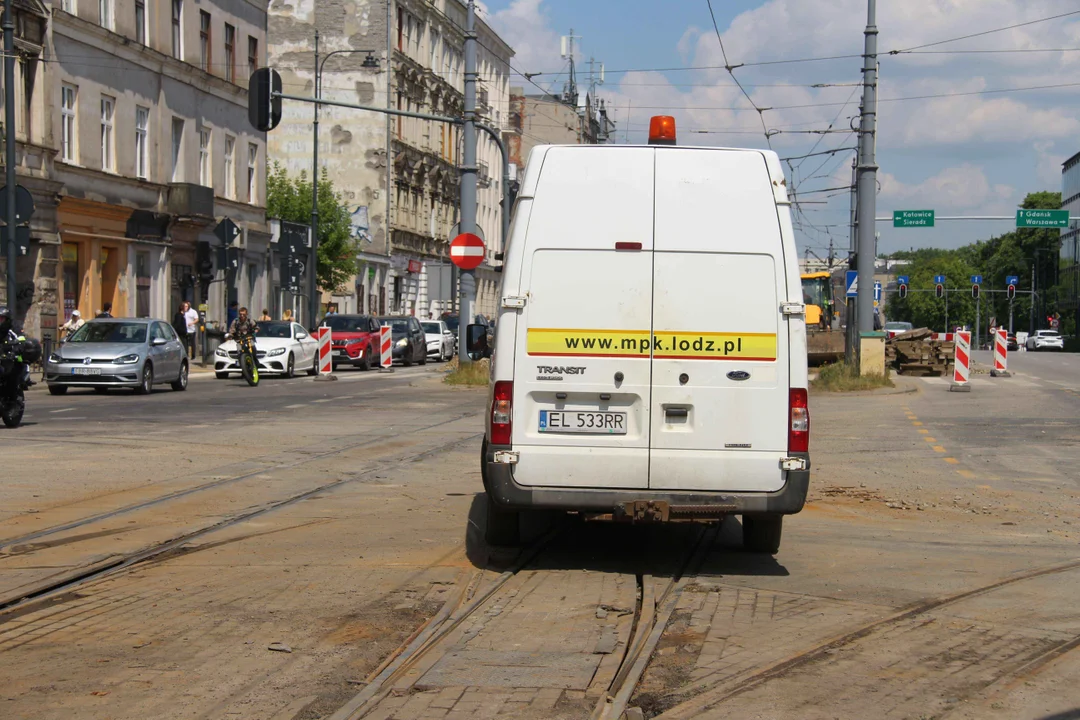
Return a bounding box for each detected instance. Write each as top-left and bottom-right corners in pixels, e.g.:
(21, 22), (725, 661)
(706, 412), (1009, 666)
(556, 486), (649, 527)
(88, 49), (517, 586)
(527, 328), (777, 360)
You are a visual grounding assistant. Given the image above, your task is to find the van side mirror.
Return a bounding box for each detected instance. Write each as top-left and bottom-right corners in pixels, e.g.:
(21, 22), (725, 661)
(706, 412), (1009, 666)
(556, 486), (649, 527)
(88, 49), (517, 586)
(466, 324), (488, 355)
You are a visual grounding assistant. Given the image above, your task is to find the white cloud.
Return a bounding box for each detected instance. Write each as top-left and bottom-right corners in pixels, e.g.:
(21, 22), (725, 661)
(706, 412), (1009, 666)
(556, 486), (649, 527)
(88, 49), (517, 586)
(484, 0), (562, 78)
(879, 165), (1016, 213)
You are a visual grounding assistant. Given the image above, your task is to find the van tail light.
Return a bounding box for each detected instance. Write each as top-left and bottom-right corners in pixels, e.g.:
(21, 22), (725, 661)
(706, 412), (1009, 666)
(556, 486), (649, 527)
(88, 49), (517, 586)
(789, 388), (809, 453)
(491, 381), (513, 445)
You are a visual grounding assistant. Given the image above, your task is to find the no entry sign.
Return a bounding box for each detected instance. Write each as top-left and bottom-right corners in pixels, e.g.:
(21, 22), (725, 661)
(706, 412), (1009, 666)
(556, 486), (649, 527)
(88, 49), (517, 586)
(450, 232), (485, 271)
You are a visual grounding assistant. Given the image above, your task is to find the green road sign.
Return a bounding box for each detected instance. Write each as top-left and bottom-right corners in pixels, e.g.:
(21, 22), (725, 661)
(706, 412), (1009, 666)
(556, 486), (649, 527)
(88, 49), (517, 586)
(893, 210), (935, 228)
(1016, 209), (1069, 228)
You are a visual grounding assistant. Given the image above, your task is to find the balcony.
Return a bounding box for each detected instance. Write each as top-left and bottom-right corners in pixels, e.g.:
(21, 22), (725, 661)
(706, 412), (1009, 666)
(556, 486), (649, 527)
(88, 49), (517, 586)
(167, 183), (214, 219)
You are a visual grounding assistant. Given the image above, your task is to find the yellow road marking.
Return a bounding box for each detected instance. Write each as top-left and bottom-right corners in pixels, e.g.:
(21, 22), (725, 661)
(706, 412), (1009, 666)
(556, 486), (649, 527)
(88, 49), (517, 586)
(932, 445), (946, 453)
(944, 457), (960, 464)
(958, 469), (977, 479)
(918, 429), (929, 434)
(924, 437), (937, 442)
(912, 421), (923, 426)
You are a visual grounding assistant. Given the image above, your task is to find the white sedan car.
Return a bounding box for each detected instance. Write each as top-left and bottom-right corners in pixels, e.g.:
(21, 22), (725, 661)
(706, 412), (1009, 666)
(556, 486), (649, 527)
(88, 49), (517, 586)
(214, 321), (319, 379)
(1026, 329), (1064, 351)
(422, 320), (455, 361)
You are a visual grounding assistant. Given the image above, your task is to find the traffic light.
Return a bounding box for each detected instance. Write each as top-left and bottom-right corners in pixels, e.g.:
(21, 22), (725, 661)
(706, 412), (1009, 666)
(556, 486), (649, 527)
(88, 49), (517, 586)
(248, 68), (282, 132)
(972, 284), (980, 300)
(898, 283), (907, 299)
(936, 283), (944, 299)
(1007, 284), (1016, 300)
(195, 241), (214, 282)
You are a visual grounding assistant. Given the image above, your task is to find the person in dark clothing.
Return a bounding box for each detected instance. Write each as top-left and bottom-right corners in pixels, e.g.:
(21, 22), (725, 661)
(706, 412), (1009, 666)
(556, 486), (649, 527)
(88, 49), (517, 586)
(227, 302), (239, 328)
(96, 303), (113, 318)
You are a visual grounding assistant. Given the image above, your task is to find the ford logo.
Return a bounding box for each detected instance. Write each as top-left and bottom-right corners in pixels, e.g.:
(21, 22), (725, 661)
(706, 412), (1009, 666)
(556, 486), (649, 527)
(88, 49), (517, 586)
(727, 370), (750, 381)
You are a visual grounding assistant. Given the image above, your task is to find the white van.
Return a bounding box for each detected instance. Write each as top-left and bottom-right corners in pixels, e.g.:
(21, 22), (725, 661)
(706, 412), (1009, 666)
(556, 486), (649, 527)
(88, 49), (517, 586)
(469, 117), (810, 553)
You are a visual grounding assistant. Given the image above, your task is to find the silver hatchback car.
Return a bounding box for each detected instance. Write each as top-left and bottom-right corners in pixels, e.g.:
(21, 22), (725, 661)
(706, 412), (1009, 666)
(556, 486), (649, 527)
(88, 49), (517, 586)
(45, 318), (189, 395)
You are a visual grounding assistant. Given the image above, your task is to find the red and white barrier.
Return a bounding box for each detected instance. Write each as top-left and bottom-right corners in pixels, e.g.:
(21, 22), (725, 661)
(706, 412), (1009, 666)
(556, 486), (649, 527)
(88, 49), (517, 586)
(379, 325), (393, 370)
(950, 330), (971, 392)
(930, 332), (955, 342)
(317, 325), (333, 377)
(990, 328), (1010, 377)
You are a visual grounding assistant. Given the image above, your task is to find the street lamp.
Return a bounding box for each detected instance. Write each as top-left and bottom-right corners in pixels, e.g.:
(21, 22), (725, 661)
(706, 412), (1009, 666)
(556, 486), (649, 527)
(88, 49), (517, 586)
(309, 31), (381, 326)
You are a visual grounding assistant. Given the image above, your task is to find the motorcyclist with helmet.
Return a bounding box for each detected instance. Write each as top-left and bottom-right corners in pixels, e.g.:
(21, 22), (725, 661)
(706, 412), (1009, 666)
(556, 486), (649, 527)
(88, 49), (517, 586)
(0, 306), (34, 390)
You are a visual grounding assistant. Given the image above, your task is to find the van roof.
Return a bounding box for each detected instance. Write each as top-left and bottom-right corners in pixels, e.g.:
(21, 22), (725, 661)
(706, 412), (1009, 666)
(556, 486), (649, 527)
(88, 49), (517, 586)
(519, 144), (789, 205)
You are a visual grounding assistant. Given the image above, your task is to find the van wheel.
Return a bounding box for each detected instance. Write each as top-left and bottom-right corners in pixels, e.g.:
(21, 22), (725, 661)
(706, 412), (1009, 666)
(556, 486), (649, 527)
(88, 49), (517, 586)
(742, 514), (783, 554)
(485, 494), (521, 547)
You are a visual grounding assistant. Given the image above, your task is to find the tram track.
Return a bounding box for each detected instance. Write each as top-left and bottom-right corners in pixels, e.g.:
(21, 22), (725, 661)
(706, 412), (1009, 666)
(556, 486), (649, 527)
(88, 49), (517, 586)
(0, 416), (484, 617)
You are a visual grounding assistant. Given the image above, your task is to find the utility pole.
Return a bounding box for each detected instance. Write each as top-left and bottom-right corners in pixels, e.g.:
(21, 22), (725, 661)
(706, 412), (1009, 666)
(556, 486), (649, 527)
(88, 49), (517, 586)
(457, 0), (478, 363)
(854, 0), (878, 366)
(3, 0), (16, 313)
(1029, 262), (1036, 334)
(845, 155), (857, 366)
(561, 30), (579, 107)
(310, 29), (320, 328)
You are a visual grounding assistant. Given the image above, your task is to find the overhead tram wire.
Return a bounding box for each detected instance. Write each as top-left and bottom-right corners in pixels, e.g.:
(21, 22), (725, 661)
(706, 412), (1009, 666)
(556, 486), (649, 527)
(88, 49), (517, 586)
(886, 9), (1080, 54)
(705, 0), (773, 148)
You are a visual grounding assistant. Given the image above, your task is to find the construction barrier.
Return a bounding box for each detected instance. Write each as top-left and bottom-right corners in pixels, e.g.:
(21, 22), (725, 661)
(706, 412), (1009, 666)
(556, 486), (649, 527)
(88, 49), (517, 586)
(991, 328), (1010, 377)
(317, 325), (333, 377)
(379, 325), (393, 370)
(930, 332), (955, 342)
(950, 330), (972, 392)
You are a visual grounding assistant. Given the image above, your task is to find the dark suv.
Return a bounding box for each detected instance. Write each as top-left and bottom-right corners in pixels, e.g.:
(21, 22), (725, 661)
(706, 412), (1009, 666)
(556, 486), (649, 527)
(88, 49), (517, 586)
(377, 316), (427, 366)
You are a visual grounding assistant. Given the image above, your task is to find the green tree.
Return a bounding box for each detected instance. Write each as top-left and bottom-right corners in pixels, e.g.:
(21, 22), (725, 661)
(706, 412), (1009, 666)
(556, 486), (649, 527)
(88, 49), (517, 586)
(266, 162), (358, 292)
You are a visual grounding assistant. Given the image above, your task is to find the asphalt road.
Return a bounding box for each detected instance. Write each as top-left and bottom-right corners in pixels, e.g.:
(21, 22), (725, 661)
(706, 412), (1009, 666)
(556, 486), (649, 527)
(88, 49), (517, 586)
(20, 361), (437, 427)
(972, 346), (1079, 387)
(1, 352), (1077, 720)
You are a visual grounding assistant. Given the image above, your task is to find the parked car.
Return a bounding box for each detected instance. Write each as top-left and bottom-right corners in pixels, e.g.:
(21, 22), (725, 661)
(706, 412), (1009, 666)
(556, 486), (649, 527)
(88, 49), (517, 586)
(1026, 329), (1064, 351)
(215, 321), (318, 379)
(377, 316), (427, 366)
(46, 318), (188, 395)
(884, 321), (913, 339)
(1006, 333), (1019, 352)
(443, 313), (493, 359)
(422, 320), (455, 362)
(317, 314), (382, 370)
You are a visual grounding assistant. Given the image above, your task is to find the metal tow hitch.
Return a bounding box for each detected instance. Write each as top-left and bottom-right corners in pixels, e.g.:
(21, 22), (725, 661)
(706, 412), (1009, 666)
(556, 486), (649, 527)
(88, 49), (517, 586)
(618, 500), (671, 523)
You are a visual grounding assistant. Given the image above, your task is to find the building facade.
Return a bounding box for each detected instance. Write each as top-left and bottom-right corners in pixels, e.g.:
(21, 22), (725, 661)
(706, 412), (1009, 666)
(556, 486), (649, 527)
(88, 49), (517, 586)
(267, 0), (512, 320)
(1061, 151), (1080, 330)
(0, 0), (269, 346)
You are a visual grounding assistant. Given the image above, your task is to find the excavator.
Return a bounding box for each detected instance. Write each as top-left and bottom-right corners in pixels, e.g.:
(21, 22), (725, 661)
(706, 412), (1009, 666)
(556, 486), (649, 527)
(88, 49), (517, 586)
(801, 271), (846, 364)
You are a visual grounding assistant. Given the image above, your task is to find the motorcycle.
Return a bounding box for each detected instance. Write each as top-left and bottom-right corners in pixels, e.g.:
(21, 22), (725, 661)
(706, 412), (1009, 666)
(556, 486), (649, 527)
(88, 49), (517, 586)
(235, 333), (260, 387)
(0, 337), (40, 428)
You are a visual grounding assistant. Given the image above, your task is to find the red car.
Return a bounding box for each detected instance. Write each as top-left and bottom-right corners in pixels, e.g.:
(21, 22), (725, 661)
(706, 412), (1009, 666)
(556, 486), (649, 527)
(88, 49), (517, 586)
(322, 314), (382, 370)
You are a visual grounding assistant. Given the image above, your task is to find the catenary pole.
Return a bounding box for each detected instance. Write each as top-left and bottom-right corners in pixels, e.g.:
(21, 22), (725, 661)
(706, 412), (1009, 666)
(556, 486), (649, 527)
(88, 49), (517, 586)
(457, 0), (478, 363)
(310, 30), (321, 327)
(4, 0), (16, 313)
(854, 0), (878, 364)
(846, 155), (857, 366)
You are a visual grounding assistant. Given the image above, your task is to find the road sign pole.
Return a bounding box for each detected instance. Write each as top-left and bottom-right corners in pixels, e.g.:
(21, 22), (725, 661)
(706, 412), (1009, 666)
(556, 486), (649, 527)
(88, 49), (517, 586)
(975, 295), (980, 350)
(457, 0), (478, 364)
(3, 0), (16, 313)
(854, 0), (878, 365)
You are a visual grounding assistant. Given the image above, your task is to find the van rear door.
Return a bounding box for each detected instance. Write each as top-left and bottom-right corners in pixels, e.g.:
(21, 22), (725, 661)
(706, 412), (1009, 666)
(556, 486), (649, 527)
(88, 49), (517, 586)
(511, 147), (654, 490)
(648, 148), (789, 493)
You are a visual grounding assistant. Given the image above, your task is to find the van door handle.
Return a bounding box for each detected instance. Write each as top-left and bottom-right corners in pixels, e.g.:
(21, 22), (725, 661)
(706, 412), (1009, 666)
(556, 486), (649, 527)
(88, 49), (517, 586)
(664, 408), (688, 418)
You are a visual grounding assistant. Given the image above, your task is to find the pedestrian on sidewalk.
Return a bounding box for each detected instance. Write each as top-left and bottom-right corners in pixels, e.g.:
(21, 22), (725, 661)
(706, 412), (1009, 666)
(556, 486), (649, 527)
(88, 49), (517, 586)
(175, 302), (199, 359)
(258, 309), (272, 321)
(96, 303), (113, 319)
(60, 310), (84, 340)
(227, 302), (239, 328)
(281, 309), (293, 322)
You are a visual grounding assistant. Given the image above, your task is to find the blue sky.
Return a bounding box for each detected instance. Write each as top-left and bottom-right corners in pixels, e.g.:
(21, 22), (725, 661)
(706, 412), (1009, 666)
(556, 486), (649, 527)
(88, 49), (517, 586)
(483, 0), (1080, 262)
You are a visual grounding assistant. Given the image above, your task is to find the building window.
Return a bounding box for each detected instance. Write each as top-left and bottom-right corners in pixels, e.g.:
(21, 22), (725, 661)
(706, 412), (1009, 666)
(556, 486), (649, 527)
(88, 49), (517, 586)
(100, 95), (115, 171)
(135, 0), (147, 45)
(199, 128), (211, 186)
(61, 84), (77, 163)
(171, 117), (184, 182)
(224, 24), (235, 83)
(135, 106), (149, 179)
(62, 0), (76, 12)
(171, 0), (182, 60)
(224, 135), (236, 199)
(199, 11), (211, 72)
(247, 36), (258, 76)
(99, 0), (113, 30)
(20, 57), (37, 142)
(247, 143), (257, 203)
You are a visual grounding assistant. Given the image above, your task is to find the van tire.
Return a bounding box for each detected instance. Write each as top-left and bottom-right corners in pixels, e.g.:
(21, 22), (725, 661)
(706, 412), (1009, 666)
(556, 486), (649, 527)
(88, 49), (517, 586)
(485, 495), (521, 547)
(742, 514), (783, 554)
